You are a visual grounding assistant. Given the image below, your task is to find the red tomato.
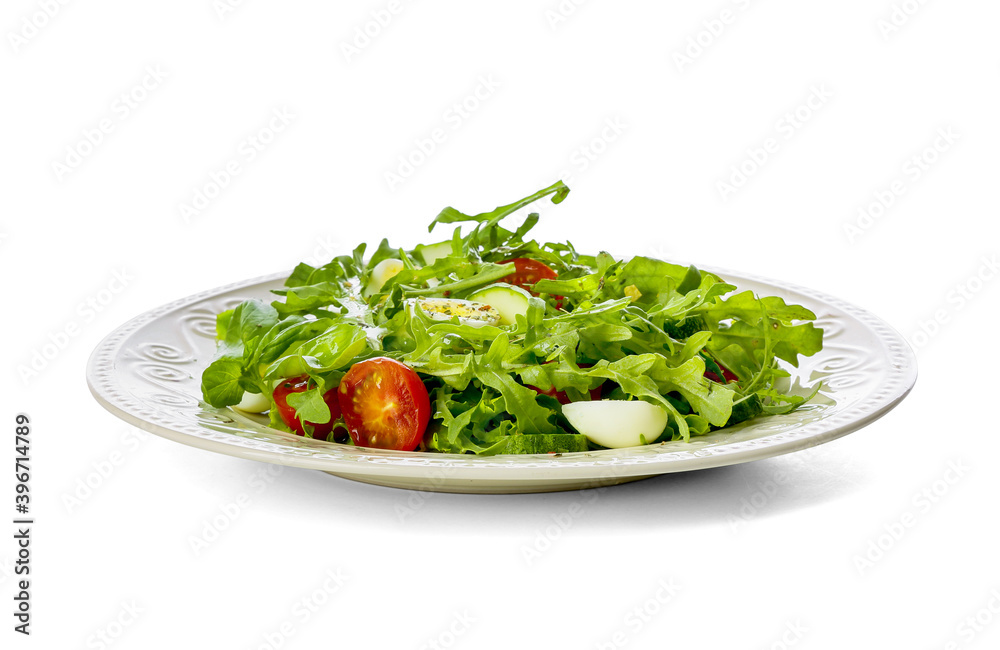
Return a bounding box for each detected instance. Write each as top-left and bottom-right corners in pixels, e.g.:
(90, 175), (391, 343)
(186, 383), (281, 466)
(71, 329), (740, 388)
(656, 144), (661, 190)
(272, 375), (342, 440)
(502, 257), (558, 289)
(703, 358), (739, 384)
(502, 258), (563, 308)
(337, 358), (430, 451)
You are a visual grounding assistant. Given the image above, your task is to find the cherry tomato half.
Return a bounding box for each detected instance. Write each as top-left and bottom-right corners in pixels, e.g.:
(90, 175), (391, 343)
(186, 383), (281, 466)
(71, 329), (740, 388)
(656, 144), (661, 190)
(272, 375), (343, 440)
(502, 257), (558, 289)
(720, 365), (739, 382)
(703, 357), (739, 384)
(337, 358), (430, 451)
(502, 258), (563, 307)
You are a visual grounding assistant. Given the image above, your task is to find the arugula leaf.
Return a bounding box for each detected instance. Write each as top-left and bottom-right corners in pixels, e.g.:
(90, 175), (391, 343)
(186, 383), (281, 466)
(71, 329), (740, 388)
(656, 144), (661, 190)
(702, 291), (823, 366)
(474, 335), (556, 435)
(272, 283), (346, 317)
(285, 245), (364, 289)
(404, 262), (516, 297)
(646, 356), (734, 427)
(604, 256), (690, 303)
(428, 180), (570, 232)
(710, 320), (823, 367)
(701, 290), (817, 323)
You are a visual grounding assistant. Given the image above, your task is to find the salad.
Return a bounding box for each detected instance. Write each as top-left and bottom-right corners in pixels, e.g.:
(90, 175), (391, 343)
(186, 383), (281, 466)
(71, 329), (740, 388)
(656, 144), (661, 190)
(201, 181), (824, 455)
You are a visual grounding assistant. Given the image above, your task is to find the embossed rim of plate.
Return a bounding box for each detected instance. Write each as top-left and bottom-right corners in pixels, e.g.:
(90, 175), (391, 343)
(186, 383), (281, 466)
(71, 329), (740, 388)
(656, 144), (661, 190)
(86, 268), (917, 482)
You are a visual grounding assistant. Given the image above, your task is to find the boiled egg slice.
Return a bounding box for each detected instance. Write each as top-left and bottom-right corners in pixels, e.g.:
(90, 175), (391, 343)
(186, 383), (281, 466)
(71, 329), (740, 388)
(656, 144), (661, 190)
(233, 390), (271, 414)
(409, 298), (501, 328)
(562, 400), (668, 448)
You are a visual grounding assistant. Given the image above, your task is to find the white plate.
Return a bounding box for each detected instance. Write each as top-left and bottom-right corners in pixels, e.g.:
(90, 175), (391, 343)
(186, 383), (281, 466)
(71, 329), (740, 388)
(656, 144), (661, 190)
(87, 269), (916, 494)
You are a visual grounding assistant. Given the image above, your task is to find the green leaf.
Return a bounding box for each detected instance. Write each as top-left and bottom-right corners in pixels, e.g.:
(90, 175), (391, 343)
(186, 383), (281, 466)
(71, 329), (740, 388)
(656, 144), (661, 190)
(710, 320), (823, 367)
(646, 356), (734, 427)
(223, 300), (279, 351)
(215, 309), (234, 341)
(272, 283), (346, 317)
(286, 388), (332, 425)
(428, 180), (570, 232)
(200, 300), (280, 407)
(200, 358), (244, 407)
(475, 335), (556, 435)
(403, 262), (516, 297)
(702, 290), (817, 324)
(263, 323), (369, 378)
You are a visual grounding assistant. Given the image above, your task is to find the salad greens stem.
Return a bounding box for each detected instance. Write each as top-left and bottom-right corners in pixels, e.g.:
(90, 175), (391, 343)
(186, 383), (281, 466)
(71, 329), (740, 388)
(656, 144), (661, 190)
(404, 263), (515, 297)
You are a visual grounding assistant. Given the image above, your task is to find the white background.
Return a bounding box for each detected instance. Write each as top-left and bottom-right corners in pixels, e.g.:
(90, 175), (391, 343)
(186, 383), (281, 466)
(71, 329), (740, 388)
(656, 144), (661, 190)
(3, 0), (999, 648)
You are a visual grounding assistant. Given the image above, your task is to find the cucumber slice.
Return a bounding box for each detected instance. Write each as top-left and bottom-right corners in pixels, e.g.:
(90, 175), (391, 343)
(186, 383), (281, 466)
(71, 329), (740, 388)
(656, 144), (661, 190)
(481, 434), (589, 455)
(468, 283), (531, 326)
(726, 394), (762, 427)
(414, 241), (454, 266)
(562, 400), (667, 449)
